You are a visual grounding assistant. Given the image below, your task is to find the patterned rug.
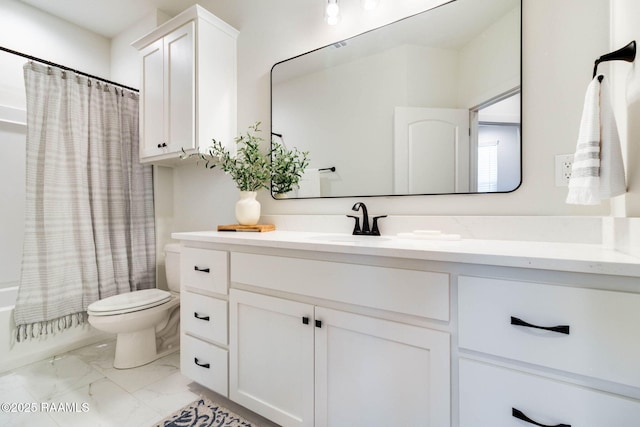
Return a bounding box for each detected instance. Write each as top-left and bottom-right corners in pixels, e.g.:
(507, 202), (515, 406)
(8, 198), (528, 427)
(154, 398), (254, 427)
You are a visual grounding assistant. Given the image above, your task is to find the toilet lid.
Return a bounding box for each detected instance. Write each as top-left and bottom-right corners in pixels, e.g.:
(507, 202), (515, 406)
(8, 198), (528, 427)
(87, 289), (172, 315)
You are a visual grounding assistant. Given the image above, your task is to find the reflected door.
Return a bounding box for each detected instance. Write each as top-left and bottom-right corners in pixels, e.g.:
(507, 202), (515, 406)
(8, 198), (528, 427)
(394, 107), (469, 194)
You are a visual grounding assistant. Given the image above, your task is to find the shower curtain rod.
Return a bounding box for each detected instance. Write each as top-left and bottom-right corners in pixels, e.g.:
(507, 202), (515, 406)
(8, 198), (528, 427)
(0, 45), (139, 92)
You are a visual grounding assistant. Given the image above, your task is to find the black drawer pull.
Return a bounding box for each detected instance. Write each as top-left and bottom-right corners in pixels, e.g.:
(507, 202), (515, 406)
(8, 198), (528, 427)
(315, 319), (322, 328)
(512, 408), (571, 427)
(302, 316), (309, 325)
(511, 316), (570, 335)
(194, 266), (210, 273)
(194, 312), (210, 321)
(194, 357), (210, 369)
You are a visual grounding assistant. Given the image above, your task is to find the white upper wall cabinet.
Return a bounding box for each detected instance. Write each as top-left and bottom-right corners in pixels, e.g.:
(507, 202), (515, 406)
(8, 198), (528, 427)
(132, 5), (238, 164)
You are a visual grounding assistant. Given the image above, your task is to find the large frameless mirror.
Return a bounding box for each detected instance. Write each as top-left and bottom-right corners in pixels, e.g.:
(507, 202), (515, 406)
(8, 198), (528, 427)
(271, 0), (522, 198)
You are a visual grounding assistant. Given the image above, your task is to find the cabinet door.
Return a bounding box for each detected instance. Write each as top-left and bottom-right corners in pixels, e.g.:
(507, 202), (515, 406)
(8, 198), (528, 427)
(139, 38), (164, 159)
(229, 290), (314, 427)
(164, 22), (195, 154)
(314, 307), (451, 427)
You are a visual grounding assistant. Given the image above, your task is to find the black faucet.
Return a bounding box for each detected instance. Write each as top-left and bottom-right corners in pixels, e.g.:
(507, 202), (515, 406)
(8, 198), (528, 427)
(348, 202), (387, 236)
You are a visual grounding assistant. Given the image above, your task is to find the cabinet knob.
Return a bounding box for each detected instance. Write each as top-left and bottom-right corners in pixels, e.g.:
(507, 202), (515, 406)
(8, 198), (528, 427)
(511, 316), (570, 335)
(315, 319), (322, 328)
(194, 357), (210, 369)
(302, 316), (309, 325)
(157, 142), (167, 148)
(512, 408), (571, 427)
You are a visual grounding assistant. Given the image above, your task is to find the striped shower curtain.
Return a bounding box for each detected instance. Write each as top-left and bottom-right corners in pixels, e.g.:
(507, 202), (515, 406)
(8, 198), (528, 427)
(14, 62), (155, 341)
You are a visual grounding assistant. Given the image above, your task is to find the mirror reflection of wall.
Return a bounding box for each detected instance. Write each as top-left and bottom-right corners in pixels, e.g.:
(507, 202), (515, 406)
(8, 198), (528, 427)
(472, 92), (521, 193)
(271, 0), (521, 198)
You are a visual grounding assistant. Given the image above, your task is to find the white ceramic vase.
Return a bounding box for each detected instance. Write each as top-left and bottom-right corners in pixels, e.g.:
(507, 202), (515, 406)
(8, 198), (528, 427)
(235, 191), (260, 225)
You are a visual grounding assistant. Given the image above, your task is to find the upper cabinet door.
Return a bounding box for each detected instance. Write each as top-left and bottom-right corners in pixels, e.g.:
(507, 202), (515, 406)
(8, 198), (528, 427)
(165, 22), (195, 155)
(138, 22), (195, 161)
(139, 38), (165, 159)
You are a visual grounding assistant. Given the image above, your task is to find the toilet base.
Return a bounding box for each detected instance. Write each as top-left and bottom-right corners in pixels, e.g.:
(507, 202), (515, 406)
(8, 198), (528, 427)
(110, 304), (180, 369)
(88, 295), (181, 370)
(114, 327), (159, 369)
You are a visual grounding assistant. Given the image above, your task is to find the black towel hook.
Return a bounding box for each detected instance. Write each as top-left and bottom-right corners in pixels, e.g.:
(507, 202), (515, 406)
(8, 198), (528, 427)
(593, 40), (636, 80)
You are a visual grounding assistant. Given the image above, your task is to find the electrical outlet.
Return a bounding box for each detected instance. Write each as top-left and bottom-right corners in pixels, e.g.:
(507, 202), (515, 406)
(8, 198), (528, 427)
(555, 154), (574, 187)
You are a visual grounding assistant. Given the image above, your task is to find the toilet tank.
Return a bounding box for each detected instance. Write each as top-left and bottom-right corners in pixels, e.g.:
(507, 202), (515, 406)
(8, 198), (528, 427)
(164, 243), (181, 292)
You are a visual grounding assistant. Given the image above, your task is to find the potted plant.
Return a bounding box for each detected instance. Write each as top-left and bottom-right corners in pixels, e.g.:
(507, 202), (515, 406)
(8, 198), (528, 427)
(183, 122), (312, 223)
(183, 122), (271, 225)
(271, 140), (310, 198)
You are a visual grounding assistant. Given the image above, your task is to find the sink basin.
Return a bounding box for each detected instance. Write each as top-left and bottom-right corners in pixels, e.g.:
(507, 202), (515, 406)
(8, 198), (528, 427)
(306, 234), (392, 243)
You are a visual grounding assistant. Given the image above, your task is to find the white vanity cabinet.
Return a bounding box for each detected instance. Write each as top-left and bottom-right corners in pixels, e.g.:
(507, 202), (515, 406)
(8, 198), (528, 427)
(132, 5), (238, 164)
(179, 246), (230, 397)
(458, 275), (640, 426)
(228, 252), (451, 427)
(172, 230), (640, 427)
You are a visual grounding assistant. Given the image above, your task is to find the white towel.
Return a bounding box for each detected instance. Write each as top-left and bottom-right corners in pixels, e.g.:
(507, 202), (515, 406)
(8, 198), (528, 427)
(566, 75), (626, 205)
(598, 77), (626, 199)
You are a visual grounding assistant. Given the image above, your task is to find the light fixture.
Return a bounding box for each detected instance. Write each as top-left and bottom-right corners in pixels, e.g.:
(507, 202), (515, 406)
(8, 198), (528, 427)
(325, 0), (380, 25)
(325, 0), (341, 25)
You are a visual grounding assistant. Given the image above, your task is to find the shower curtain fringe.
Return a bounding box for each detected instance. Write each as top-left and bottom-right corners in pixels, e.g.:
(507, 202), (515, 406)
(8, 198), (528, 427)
(16, 312), (87, 342)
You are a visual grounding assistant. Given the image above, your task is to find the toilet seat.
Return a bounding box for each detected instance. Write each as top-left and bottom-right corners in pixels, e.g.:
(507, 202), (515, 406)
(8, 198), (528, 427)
(88, 289), (172, 316)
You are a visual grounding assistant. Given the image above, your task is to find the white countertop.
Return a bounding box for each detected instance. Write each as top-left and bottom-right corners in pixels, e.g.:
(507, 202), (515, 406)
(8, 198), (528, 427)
(171, 230), (640, 277)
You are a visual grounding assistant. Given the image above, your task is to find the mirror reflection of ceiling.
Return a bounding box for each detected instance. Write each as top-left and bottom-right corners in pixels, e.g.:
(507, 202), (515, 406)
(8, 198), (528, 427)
(271, 0), (521, 199)
(273, 0), (516, 85)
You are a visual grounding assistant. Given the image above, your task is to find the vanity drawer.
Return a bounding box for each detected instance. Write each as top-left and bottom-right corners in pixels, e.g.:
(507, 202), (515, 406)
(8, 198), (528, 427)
(458, 276), (640, 387)
(181, 291), (228, 345)
(181, 334), (228, 397)
(231, 252), (450, 321)
(459, 358), (640, 427)
(181, 247), (228, 295)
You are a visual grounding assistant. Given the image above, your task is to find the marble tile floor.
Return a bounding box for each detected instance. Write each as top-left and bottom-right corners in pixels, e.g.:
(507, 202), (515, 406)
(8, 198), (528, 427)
(0, 339), (278, 427)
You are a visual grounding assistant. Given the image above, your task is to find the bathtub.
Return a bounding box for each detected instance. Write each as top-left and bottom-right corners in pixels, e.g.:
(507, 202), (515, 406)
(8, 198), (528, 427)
(0, 284), (110, 372)
(0, 285), (18, 311)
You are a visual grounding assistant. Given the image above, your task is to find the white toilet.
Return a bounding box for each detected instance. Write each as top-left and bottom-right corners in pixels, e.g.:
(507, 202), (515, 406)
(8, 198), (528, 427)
(88, 243), (181, 369)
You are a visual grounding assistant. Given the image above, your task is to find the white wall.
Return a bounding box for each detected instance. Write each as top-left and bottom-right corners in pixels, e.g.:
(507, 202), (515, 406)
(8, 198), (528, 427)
(111, 10), (172, 89)
(0, 1), (111, 111)
(611, 0), (640, 217)
(0, 117), (25, 289)
(458, 6), (521, 109)
(608, 0), (640, 256)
